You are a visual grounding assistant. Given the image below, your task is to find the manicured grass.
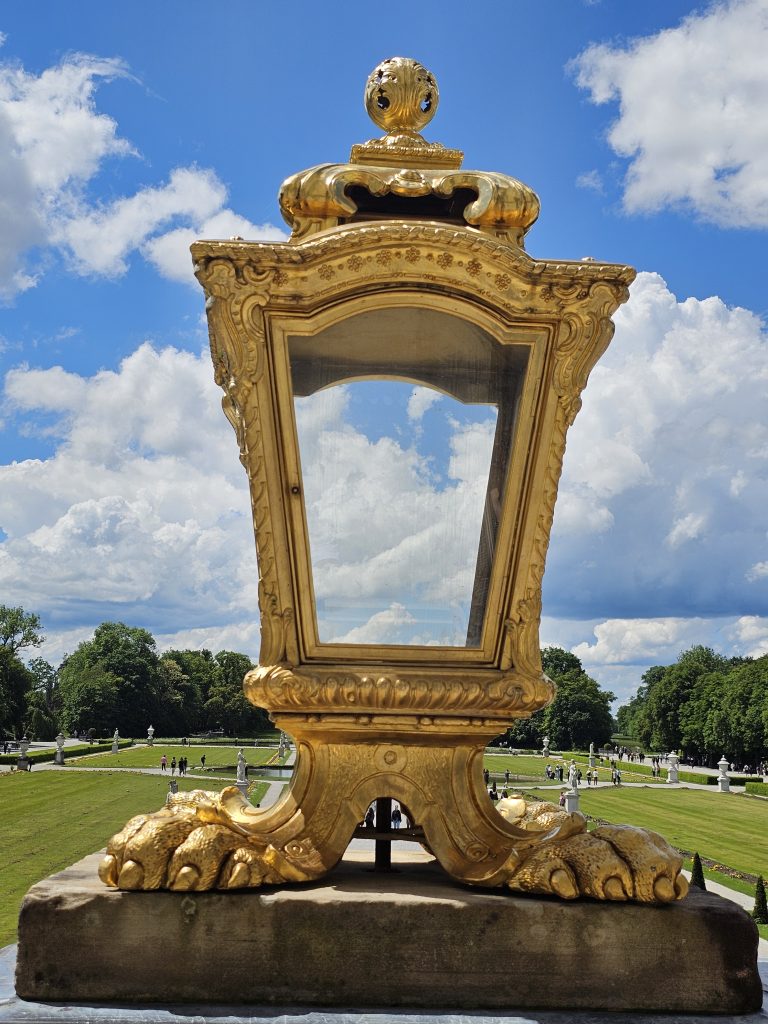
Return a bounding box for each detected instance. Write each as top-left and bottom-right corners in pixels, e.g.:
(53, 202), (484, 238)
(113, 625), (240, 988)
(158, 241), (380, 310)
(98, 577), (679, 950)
(71, 744), (277, 770)
(522, 786), (768, 879)
(0, 770), (268, 948)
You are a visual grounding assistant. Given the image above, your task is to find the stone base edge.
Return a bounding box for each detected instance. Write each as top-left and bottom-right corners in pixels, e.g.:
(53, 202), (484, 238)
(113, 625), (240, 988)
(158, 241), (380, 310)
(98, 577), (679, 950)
(14, 853), (763, 1014)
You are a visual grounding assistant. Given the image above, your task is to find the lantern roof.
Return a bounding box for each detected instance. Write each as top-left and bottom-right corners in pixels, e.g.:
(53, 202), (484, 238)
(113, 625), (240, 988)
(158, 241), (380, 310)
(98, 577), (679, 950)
(278, 57), (540, 247)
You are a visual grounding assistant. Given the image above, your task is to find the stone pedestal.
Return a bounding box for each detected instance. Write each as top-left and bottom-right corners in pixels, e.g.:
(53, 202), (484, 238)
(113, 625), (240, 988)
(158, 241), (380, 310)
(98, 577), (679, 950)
(564, 787), (579, 813)
(15, 852), (761, 1014)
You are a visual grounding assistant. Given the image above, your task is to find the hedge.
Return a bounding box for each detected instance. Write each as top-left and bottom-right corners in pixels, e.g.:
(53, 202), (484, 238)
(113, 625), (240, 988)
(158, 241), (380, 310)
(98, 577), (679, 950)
(0, 738), (133, 766)
(154, 735), (280, 746)
(676, 769), (710, 784)
(745, 782), (768, 797)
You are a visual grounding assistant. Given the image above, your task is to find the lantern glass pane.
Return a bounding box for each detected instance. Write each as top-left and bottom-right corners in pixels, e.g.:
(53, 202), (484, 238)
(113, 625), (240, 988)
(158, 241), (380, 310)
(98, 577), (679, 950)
(289, 307), (528, 647)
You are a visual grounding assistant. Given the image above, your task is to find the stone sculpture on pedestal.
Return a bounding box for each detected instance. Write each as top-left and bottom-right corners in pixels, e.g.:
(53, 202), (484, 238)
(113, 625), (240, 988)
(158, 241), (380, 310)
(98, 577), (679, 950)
(53, 733), (66, 766)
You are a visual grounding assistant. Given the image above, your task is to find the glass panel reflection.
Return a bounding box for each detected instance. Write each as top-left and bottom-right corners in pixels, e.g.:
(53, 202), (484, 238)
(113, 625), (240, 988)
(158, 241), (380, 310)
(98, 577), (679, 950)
(289, 308), (528, 647)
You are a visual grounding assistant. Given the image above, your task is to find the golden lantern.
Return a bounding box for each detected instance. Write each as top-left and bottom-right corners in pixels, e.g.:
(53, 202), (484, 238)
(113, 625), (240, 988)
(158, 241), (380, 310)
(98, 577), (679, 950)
(99, 58), (687, 903)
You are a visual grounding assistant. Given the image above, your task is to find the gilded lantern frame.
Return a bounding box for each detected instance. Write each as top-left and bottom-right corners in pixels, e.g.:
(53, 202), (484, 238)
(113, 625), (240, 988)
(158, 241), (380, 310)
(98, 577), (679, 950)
(193, 219), (634, 713)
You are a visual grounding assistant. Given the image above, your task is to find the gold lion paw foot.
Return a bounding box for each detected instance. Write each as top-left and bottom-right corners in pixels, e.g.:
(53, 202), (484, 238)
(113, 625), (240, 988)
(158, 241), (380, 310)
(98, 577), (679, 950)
(506, 822), (689, 903)
(98, 787), (325, 891)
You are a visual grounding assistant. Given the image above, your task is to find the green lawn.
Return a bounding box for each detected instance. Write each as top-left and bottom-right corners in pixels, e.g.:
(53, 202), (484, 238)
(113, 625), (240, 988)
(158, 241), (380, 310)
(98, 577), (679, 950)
(71, 743), (277, 770)
(0, 770), (268, 948)
(523, 786), (768, 879)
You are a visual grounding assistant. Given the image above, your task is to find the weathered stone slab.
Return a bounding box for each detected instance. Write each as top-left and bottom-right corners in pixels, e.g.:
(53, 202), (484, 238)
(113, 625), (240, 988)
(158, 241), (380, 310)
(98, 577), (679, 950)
(15, 853), (762, 1014)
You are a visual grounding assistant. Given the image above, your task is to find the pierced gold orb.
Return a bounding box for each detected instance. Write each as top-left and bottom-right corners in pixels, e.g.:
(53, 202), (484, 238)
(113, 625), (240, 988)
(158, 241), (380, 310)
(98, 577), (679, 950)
(364, 57), (439, 134)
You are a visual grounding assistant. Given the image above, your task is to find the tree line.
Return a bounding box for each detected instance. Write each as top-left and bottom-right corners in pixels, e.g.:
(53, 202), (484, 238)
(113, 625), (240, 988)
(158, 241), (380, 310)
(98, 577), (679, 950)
(1, 605), (622, 749)
(0, 605), (270, 740)
(616, 645), (768, 766)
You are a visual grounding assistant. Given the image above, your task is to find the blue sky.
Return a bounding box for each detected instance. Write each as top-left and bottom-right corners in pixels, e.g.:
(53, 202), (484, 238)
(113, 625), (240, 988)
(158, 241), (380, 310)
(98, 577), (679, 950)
(1, 0), (766, 704)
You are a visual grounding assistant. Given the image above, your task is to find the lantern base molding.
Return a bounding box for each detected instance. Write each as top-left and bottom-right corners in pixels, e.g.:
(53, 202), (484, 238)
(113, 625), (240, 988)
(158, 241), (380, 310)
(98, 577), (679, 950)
(16, 854), (761, 1013)
(97, 714), (687, 903)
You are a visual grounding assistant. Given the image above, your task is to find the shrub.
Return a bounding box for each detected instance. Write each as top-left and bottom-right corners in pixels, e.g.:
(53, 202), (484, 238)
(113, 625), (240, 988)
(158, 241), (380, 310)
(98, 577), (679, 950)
(753, 876), (768, 924)
(745, 781), (768, 797)
(689, 852), (706, 890)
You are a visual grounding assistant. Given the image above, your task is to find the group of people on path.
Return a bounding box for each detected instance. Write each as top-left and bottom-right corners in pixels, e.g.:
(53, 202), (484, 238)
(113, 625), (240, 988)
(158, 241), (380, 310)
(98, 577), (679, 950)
(159, 754), (194, 776)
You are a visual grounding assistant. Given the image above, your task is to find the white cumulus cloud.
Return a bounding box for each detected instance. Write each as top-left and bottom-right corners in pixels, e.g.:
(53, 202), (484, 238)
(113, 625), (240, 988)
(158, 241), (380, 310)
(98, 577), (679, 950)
(0, 48), (284, 298)
(546, 270), (768, 620)
(573, 0), (768, 227)
(0, 343), (257, 630)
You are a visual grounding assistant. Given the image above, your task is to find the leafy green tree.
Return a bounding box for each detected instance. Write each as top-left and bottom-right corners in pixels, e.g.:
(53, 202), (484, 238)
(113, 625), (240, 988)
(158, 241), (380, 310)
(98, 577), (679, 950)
(541, 648), (583, 679)
(161, 649), (219, 702)
(0, 605), (44, 738)
(56, 623), (162, 736)
(58, 656), (119, 736)
(538, 647), (615, 750)
(202, 651), (270, 735)
(154, 657), (205, 736)
(502, 717), (543, 749)
(0, 605), (43, 657)
(23, 689), (58, 740)
(87, 623), (161, 735)
(27, 658), (59, 712)
(0, 647), (35, 737)
(645, 647), (728, 752)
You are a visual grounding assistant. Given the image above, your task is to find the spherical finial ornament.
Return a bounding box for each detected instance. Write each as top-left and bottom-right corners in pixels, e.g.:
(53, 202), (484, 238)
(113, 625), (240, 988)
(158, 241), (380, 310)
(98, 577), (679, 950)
(364, 57), (439, 135)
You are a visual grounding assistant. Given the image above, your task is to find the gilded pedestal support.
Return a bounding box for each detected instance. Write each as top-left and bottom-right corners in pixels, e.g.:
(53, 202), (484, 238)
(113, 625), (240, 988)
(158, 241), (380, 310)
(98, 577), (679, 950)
(99, 704), (686, 902)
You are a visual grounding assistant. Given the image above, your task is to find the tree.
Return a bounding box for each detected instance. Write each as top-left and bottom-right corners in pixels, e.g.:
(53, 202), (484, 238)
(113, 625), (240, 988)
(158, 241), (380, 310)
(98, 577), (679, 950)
(0, 647), (35, 737)
(27, 658), (59, 712)
(202, 651), (270, 735)
(23, 689), (58, 741)
(689, 852), (706, 891)
(752, 876), (768, 924)
(502, 717), (543, 749)
(0, 605), (43, 657)
(88, 623), (161, 735)
(541, 648), (583, 679)
(538, 648), (615, 750)
(58, 656), (119, 736)
(56, 623), (162, 736)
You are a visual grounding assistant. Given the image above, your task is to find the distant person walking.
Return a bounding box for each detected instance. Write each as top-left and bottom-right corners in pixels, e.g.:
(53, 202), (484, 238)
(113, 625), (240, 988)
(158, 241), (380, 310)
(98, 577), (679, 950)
(160, 754), (167, 772)
(200, 754), (206, 770)
(171, 756), (177, 776)
(391, 806), (402, 829)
